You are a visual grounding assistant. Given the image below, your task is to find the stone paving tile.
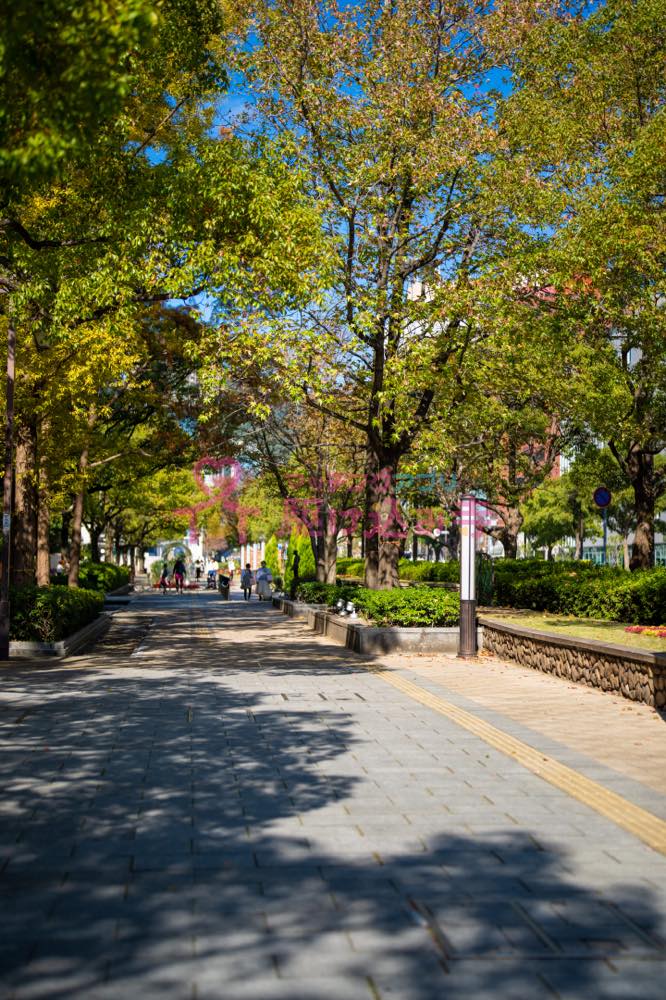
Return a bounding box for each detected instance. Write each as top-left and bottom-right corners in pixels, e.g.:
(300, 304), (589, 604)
(389, 650), (666, 797)
(1, 590), (666, 1000)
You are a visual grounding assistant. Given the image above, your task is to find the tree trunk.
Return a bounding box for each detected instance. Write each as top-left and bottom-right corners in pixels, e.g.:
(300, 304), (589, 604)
(89, 526), (101, 563)
(574, 514), (585, 560)
(36, 464), (50, 586)
(68, 444), (89, 587)
(446, 522), (460, 561)
(313, 531), (338, 584)
(487, 507), (522, 560)
(35, 420), (51, 587)
(500, 528), (518, 561)
(623, 537), (631, 571)
(629, 453), (655, 570)
(484, 509), (521, 561)
(105, 524), (115, 563)
(546, 544), (553, 561)
(411, 532), (418, 561)
(346, 534), (353, 558)
(11, 421), (38, 588)
(114, 526), (123, 565)
(630, 496), (654, 570)
(60, 509), (71, 565)
(364, 451), (402, 589)
(312, 503), (338, 584)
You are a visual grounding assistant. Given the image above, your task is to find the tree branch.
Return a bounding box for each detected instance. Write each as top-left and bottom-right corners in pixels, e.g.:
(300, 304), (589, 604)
(3, 217), (108, 251)
(132, 96), (190, 158)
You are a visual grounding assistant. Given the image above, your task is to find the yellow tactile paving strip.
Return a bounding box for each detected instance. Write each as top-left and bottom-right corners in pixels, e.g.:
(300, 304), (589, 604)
(368, 664), (666, 857)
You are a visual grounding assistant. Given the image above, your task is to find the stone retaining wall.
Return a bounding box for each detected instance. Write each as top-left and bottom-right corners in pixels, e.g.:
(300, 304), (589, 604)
(480, 617), (666, 709)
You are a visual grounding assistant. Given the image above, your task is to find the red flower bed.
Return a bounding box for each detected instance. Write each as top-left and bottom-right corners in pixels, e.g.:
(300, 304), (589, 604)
(625, 624), (666, 639)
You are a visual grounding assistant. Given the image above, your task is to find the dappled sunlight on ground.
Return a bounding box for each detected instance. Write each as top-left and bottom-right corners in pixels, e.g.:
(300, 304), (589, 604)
(0, 591), (665, 998)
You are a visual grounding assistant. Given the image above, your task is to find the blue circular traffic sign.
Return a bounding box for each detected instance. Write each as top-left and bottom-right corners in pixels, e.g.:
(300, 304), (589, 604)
(593, 487), (612, 509)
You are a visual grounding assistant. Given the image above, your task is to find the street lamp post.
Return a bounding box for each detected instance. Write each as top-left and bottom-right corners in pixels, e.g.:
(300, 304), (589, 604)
(458, 494), (477, 658)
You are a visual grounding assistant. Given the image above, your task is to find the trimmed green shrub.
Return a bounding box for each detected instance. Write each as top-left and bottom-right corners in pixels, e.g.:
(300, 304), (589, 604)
(79, 562), (131, 593)
(397, 559), (460, 583)
(296, 530), (316, 579)
(264, 535), (281, 579)
(298, 581), (360, 606)
(309, 556), (666, 625)
(150, 561), (166, 583)
(336, 557), (366, 578)
(336, 557), (460, 584)
(284, 527), (316, 590)
(493, 560), (666, 625)
(296, 581), (460, 627)
(52, 562), (131, 593)
(11, 586), (104, 642)
(356, 588), (460, 627)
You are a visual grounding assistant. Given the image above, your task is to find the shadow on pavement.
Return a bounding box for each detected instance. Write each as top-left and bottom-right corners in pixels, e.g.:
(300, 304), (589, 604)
(0, 599), (664, 999)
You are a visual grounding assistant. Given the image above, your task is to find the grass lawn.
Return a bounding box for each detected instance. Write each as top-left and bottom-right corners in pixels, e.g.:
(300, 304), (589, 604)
(481, 611), (666, 653)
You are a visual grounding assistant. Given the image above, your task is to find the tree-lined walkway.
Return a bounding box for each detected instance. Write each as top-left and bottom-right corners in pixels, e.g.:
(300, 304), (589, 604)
(1, 590), (665, 999)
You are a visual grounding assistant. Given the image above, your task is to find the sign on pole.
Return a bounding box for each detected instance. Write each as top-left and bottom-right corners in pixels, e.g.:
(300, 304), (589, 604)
(593, 487), (612, 509)
(458, 494), (477, 658)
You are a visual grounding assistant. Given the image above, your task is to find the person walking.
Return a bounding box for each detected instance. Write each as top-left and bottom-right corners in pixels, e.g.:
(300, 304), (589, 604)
(255, 560), (273, 601)
(241, 563), (253, 601)
(159, 562), (169, 595)
(172, 557), (186, 594)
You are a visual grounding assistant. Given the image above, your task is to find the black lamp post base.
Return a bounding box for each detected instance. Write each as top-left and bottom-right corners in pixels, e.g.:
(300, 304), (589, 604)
(458, 599), (477, 658)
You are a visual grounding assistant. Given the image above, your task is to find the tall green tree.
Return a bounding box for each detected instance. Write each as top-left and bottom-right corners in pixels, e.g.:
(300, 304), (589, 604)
(220, 0), (506, 588)
(2, 2), (322, 588)
(0, 0), (158, 190)
(496, 0), (666, 567)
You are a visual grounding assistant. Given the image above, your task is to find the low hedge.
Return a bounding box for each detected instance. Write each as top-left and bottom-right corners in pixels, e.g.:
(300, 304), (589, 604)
(80, 563), (131, 593)
(296, 581), (460, 627)
(11, 586), (104, 642)
(51, 562), (131, 593)
(335, 558), (366, 578)
(297, 581), (360, 606)
(336, 557), (460, 584)
(328, 556), (666, 625)
(397, 559), (460, 583)
(493, 560), (666, 625)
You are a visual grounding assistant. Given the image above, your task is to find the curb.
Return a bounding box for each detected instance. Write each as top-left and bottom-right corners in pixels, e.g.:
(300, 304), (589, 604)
(9, 612), (114, 659)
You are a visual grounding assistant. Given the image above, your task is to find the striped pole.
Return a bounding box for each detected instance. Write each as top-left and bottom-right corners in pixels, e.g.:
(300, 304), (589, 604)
(458, 494), (477, 658)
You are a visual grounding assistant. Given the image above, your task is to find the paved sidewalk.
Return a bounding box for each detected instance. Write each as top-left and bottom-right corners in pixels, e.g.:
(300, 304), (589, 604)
(381, 649), (666, 803)
(0, 589), (665, 999)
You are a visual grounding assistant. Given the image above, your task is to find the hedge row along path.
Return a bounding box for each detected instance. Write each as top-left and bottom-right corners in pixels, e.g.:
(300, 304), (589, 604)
(0, 585), (665, 999)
